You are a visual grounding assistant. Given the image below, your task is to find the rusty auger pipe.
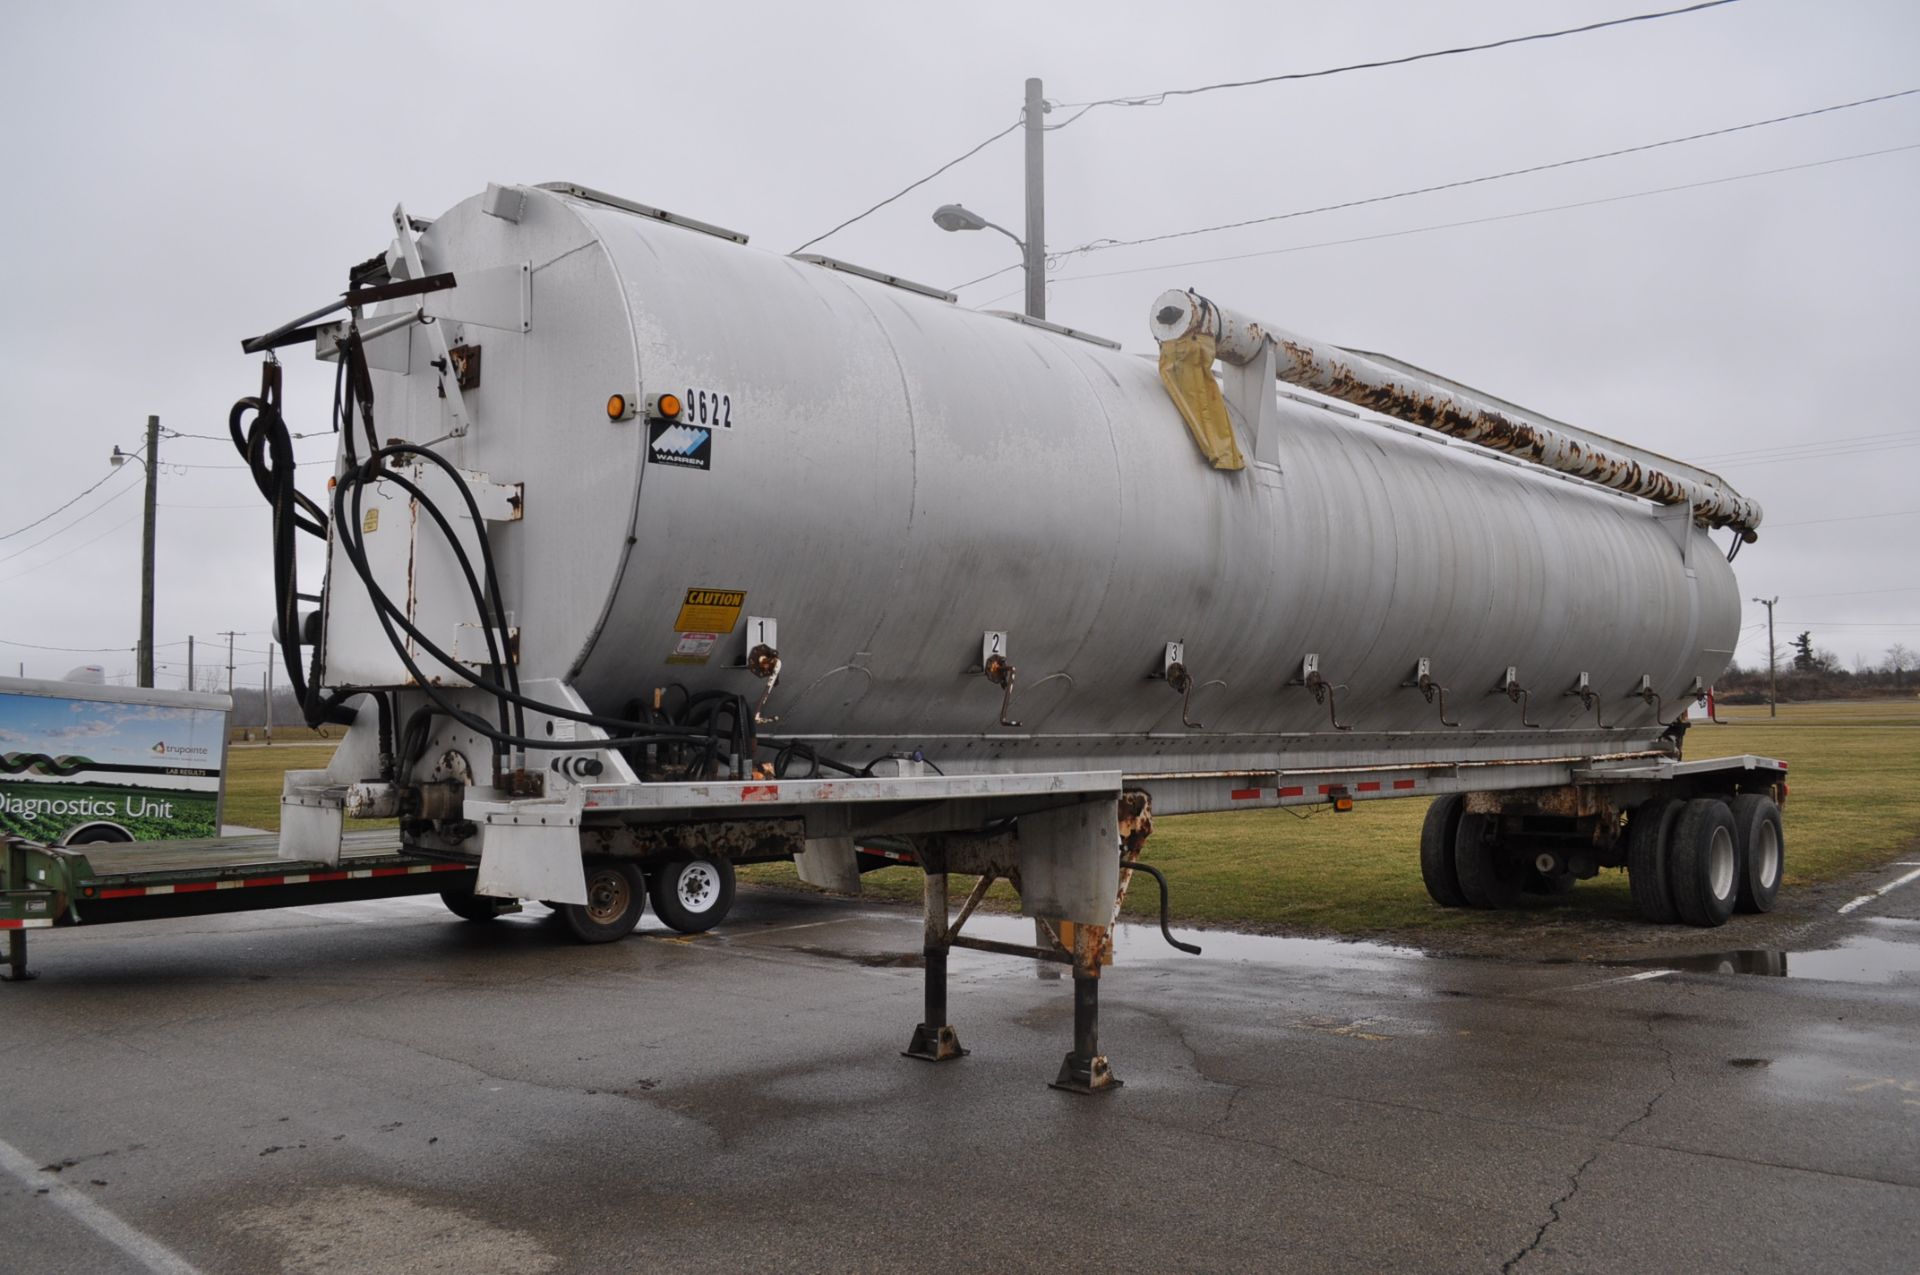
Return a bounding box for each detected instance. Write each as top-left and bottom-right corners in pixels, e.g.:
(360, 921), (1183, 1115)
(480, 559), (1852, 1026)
(1148, 290), (1762, 540)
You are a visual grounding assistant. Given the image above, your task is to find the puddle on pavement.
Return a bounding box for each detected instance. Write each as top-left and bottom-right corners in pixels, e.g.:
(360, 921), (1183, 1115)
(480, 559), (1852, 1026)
(1621, 919), (1920, 986)
(957, 913), (1425, 972)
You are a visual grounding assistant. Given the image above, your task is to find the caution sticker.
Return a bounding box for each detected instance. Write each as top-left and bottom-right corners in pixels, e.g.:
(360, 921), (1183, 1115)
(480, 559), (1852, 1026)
(674, 588), (745, 633)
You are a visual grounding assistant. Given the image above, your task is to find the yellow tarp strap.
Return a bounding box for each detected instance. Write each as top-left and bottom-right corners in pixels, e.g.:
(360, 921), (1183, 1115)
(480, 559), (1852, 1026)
(1156, 332), (1245, 471)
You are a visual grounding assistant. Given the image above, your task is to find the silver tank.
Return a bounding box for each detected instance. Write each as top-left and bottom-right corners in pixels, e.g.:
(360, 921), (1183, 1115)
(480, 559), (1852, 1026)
(333, 182), (1742, 776)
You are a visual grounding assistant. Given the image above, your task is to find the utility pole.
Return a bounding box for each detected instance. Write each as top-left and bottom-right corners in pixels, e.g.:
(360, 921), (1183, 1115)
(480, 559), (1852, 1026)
(137, 415), (160, 688)
(187, 635), (194, 691)
(1023, 77), (1046, 321)
(265, 641), (274, 744)
(220, 630), (239, 696)
(1752, 596), (1779, 718)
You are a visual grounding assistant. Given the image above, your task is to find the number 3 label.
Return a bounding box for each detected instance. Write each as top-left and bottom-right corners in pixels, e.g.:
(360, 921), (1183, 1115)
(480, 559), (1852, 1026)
(682, 387), (733, 428)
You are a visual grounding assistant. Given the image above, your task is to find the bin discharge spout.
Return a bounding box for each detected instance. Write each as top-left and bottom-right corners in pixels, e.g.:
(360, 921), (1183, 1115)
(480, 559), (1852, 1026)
(1148, 289), (1762, 540)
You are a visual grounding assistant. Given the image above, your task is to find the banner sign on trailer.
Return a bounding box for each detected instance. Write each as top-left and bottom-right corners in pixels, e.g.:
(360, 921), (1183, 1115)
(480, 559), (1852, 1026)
(0, 687), (228, 842)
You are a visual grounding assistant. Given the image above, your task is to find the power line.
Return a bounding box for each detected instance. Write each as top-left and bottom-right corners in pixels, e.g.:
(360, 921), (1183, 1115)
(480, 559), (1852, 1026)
(0, 637), (135, 653)
(1766, 508), (1920, 529)
(1008, 142), (1920, 295)
(1689, 428), (1914, 464)
(0, 461), (138, 541)
(0, 512), (141, 585)
(1022, 89), (1920, 269)
(1053, 1), (1746, 113)
(1785, 586), (1920, 600)
(1714, 439), (1920, 470)
(0, 480), (140, 567)
(791, 117), (1024, 254)
(162, 427), (330, 443)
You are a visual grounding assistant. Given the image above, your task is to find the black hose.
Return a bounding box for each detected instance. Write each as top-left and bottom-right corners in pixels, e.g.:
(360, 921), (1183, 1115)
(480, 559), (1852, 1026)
(232, 327), (864, 776)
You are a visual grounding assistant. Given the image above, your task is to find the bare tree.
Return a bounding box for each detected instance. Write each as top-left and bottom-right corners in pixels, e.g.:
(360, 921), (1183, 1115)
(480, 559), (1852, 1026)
(1890, 642), (1916, 689)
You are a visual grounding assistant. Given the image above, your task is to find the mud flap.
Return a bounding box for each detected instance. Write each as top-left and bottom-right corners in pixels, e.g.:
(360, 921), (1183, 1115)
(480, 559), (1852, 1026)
(279, 769), (345, 866)
(794, 836), (862, 893)
(469, 789), (589, 905)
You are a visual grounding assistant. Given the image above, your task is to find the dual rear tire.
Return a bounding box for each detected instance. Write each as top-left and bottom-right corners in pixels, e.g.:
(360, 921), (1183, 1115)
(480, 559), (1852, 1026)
(1628, 793), (1782, 927)
(1419, 797), (1528, 910)
(1421, 792), (1784, 928)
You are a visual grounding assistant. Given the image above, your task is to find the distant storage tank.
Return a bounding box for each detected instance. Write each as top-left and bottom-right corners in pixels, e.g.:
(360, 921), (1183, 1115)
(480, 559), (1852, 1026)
(324, 182), (1746, 776)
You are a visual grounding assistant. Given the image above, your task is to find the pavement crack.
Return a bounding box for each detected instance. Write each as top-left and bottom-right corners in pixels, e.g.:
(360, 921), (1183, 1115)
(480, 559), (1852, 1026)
(1503, 1016), (1679, 1272)
(1502, 1148), (1602, 1274)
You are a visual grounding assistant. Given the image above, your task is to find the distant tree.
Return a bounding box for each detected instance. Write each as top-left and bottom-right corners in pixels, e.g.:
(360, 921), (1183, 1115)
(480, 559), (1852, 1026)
(1890, 642), (1916, 688)
(1816, 648), (1843, 674)
(1791, 631), (1817, 672)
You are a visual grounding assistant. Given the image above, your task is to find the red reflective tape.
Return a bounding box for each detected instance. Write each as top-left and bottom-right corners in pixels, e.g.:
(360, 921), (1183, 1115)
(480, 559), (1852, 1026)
(1392, 779), (1417, 790)
(1317, 784), (1334, 795)
(309, 871), (349, 884)
(1278, 786), (1305, 798)
(173, 881), (219, 893)
(1356, 781), (1381, 793)
(740, 785), (780, 802)
(370, 866), (411, 878)
(243, 876), (287, 889)
(1230, 788), (1261, 801)
(100, 887), (147, 899)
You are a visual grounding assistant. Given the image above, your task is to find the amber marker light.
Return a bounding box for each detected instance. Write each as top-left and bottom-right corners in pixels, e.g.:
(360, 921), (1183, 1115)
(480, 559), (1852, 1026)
(607, 393), (629, 421)
(654, 392), (682, 420)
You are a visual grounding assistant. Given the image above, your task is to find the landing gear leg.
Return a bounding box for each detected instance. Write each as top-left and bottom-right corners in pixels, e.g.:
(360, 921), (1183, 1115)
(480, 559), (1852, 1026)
(903, 859), (967, 1062)
(2, 930), (37, 983)
(1051, 923), (1120, 1094)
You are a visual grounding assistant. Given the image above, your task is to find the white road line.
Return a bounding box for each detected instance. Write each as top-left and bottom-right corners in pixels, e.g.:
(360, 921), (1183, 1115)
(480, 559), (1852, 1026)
(1565, 968), (1676, 991)
(0, 1134), (203, 1275)
(1837, 866), (1920, 915)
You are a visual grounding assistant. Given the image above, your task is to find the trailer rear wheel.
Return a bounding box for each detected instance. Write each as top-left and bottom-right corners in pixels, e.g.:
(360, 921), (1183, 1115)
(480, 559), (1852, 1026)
(1418, 794), (1470, 908)
(557, 860), (648, 943)
(1453, 812), (1522, 909)
(440, 889), (514, 923)
(650, 855), (736, 933)
(1728, 794), (1784, 914)
(1627, 798), (1684, 924)
(1669, 799), (1739, 928)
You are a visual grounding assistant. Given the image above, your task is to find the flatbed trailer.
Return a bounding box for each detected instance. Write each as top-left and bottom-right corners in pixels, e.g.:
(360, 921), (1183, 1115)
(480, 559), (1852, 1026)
(0, 829), (476, 981)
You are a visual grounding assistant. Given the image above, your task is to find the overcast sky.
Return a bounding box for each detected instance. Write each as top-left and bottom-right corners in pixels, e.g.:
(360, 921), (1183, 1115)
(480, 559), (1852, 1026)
(2, 0), (1915, 687)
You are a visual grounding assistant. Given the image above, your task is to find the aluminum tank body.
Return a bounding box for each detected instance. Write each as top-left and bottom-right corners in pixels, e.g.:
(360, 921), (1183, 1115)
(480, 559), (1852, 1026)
(333, 183), (1741, 776)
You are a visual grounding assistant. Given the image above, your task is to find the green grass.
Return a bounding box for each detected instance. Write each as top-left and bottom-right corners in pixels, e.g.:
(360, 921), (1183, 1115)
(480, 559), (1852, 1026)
(221, 744), (339, 831)
(220, 701), (1920, 935)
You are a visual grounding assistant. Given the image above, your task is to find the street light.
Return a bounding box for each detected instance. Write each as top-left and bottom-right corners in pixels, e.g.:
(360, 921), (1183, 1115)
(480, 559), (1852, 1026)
(933, 202), (1022, 246)
(108, 417), (160, 689)
(932, 76), (1049, 320)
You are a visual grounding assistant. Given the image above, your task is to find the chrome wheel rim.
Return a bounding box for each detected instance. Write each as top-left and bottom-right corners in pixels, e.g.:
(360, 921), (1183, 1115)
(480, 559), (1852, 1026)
(1708, 826), (1736, 900)
(1755, 822), (1780, 890)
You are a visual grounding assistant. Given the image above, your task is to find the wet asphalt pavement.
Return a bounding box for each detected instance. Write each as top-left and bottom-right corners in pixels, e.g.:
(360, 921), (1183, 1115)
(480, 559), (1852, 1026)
(3, 874), (1917, 1274)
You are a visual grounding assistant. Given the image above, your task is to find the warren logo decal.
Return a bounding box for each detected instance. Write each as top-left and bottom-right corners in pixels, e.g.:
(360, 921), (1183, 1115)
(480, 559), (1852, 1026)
(649, 421), (712, 471)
